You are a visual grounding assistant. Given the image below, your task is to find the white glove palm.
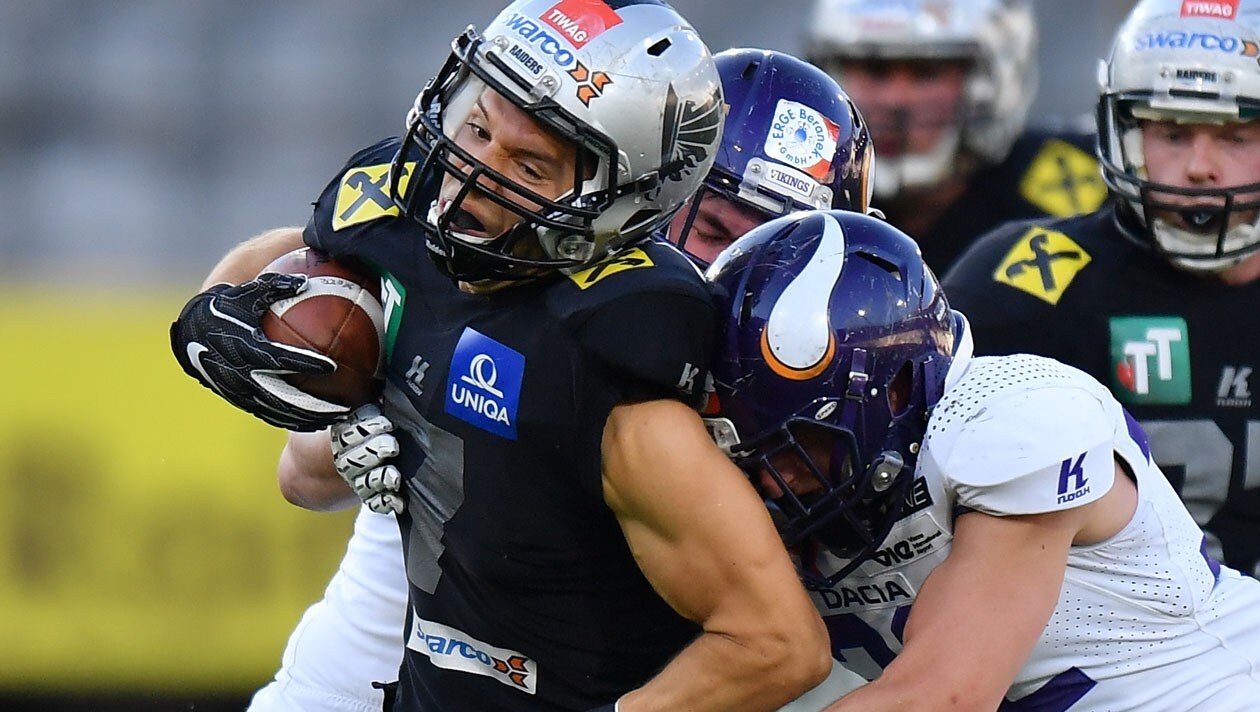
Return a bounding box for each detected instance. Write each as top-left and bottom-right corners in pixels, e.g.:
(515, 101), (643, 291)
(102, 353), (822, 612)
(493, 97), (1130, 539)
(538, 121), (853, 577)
(331, 404), (405, 515)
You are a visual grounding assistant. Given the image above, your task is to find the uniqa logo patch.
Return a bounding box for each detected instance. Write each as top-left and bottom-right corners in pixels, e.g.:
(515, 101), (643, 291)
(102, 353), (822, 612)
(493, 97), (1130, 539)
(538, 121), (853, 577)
(445, 328), (525, 440)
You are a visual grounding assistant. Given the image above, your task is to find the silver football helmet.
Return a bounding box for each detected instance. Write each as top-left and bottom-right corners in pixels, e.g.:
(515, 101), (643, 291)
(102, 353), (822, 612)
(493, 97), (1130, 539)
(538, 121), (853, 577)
(805, 0), (1038, 198)
(392, 0), (724, 282)
(1098, 0), (1260, 273)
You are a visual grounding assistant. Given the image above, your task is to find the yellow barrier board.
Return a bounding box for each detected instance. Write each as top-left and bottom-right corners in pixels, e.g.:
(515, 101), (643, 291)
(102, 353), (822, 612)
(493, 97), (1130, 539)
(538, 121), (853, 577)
(0, 289), (358, 693)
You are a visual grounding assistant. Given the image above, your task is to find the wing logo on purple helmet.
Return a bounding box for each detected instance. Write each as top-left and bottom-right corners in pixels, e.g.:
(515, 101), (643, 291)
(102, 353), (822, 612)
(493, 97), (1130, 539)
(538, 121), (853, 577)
(760, 214), (846, 380)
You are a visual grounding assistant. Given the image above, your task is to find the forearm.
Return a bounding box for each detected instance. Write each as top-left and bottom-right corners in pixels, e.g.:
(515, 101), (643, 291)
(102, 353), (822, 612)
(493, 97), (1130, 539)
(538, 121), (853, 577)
(277, 430), (358, 511)
(603, 401), (830, 711)
(201, 226), (306, 289)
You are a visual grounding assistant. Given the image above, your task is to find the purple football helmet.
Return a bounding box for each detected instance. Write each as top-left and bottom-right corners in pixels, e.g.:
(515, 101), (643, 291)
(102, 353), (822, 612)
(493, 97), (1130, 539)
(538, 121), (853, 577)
(704, 210), (954, 588)
(670, 48), (874, 264)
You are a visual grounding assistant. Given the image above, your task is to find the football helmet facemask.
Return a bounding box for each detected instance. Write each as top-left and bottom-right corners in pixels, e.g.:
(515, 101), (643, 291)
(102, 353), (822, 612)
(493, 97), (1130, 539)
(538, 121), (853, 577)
(805, 0), (1037, 198)
(392, 0), (724, 282)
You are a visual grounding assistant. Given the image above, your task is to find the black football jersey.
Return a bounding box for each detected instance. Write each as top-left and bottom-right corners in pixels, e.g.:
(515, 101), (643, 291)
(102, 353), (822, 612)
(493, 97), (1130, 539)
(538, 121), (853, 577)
(304, 139), (714, 710)
(882, 128), (1108, 275)
(943, 206), (1260, 576)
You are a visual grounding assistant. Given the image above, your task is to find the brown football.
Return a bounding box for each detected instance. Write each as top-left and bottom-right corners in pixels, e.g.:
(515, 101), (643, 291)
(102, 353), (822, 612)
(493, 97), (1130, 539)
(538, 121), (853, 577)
(259, 247), (384, 408)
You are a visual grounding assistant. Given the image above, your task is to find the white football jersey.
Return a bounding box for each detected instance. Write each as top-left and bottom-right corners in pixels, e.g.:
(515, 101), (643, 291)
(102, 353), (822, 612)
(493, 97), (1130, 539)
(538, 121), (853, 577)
(812, 350), (1260, 711)
(248, 506), (408, 712)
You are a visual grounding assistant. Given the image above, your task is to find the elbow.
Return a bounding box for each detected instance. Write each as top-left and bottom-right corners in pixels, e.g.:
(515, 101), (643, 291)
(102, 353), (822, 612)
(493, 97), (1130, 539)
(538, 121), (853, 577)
(746, 615), (833, 700)
(276, 432), (357, 511)
(277, 464), (357, 512)
(795, 616), (834, 691)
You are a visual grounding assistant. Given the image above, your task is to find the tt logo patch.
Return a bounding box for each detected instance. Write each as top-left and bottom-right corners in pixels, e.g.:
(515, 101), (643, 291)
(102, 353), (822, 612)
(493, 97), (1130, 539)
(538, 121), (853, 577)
(1109, 316), (1191, 405)
(993, 227), (1092, 304)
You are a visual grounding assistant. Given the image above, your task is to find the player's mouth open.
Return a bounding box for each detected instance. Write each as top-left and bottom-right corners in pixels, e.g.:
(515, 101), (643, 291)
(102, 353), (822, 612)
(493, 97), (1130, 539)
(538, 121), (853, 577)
(435, 197), (493, 242)
(448, 207), (488, 235)
(1170, 205), (1226, 234)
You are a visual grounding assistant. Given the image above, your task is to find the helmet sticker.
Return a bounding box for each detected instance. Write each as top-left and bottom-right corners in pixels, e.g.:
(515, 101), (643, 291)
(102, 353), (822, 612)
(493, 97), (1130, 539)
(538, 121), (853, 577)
(568, 61), (613, 106)
(1133, 31), (1258, 55)
(763, 162), (824, 204)
(764, 99), (840, 181)
(761, 214), (846, 380)
(1181, 1), (1239, 19)
(502, 12), (578, 69)
(660, 85), (723, 187)
(541, 0), (623, 49)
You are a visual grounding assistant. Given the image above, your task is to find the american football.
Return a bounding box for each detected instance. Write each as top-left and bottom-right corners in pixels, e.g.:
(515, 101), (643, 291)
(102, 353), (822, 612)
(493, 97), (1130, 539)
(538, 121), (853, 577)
(259, 247), (385, 408)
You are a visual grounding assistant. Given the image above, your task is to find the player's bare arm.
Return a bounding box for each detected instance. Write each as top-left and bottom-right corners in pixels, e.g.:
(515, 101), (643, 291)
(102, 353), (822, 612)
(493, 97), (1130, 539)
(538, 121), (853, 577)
(601, 398), (831, 712)
(277, 429), (355, 511)
(823, 461), (1138, 711)
(201, 226), (306, 288)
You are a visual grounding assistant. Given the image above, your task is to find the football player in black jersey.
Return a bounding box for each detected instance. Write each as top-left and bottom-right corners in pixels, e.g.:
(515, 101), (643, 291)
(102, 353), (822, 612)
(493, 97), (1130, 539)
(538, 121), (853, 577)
(804, 0), (1109, 274)
(235, 45), (877, 712)
(944, 0), (1260, 578)
(168, 1), (834, 710)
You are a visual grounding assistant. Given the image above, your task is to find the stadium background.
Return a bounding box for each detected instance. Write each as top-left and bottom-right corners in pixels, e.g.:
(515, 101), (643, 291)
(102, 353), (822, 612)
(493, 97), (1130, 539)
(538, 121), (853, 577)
(0, 1), (1135, 709)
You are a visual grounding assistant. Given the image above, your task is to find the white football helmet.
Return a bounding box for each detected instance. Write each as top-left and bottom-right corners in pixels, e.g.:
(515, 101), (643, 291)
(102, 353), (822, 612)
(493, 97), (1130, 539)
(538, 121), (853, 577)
(804, 0), (1037, 198)
(1098, 0), (1260, 272)
(392, 0), (723, 282)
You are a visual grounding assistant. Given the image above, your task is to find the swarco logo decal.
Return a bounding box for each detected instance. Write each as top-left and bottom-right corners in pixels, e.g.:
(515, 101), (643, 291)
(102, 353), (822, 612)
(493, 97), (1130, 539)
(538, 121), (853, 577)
(446, 328), (525, 440)
(407, 615), (537, 693)
(503, 12), (577, 68)
(1134, 31), (1260, 56)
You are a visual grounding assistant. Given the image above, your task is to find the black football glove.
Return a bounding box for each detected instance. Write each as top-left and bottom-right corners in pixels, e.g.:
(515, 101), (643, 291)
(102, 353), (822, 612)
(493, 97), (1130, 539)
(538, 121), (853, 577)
(170, 273), (350, 431)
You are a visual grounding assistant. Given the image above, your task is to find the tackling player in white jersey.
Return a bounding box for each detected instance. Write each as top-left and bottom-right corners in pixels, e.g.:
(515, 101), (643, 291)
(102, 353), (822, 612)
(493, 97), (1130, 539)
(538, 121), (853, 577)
(704, 209), (1260, 711)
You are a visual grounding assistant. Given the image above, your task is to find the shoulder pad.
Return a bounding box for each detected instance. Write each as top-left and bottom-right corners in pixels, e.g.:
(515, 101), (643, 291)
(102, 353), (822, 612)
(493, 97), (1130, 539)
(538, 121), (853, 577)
(306, 138), (413, 251)
(560, 239), (707, 301)
(550, 241), (715, 406)
(924, 356), (1117, 515)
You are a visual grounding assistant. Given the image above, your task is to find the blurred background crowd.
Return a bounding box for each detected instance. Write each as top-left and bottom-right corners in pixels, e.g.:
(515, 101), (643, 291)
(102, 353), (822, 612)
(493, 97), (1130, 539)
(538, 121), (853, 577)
(0, 1), (1136, 709)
